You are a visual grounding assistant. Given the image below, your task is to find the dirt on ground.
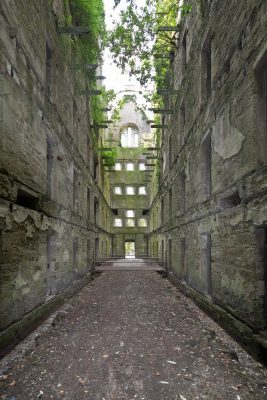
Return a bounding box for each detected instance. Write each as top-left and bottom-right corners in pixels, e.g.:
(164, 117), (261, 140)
(0, 271), (267, 400)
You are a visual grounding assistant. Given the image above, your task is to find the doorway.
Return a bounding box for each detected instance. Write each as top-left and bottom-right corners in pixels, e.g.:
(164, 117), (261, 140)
(125, 241), (135, 259)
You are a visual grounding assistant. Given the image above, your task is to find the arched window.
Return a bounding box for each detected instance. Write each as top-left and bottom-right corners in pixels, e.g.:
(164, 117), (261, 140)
(121, 125), (139, 147)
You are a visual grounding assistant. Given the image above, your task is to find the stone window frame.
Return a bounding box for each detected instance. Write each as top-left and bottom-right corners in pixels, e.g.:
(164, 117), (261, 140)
(125, 218), (135, 227)
(114, 186), (122, 195)
(114, 218), (123, 227)
(138, 218), (147, 227)
(120, 124), (139, 148)
(115, 162), (122, 171)
(139, 162), (146, 171)
(138, 186), (147, 195)
(126, 186), (135, 195)
(125, 210), (135, 218)
(126, 162), (134, 171)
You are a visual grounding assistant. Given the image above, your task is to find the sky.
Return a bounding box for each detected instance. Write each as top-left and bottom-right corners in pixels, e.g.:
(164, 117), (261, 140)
(102, 0), (152, 111)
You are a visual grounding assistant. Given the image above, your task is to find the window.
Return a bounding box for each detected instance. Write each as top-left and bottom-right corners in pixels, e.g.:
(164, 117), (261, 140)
(139, 186), (147, 195)
(45, 40), (52, 99)
(114, 186), (122, 195)
(201, 132), (211, 199)
(126, 186), (135, 195)
(73, 168), (79, 212)
(179, 171), (186, 213)
(126, 210), (135, 218)
(126, 219), (135, 227)
(121, 125), (139, 147)
(87, 187), (90, 220)
(138, 218), (147, 227)
(115, 162), (122, 171)
(255, 52), (267, 162)
(126, 162), (134, 171)
(114, 218), (122, 227)
(182, 31), (187, 75)
(139, 163), (146, 171)
(169, 187), (172, 220)
(180, 101), (186, 147)
(201, 34), (212, 104)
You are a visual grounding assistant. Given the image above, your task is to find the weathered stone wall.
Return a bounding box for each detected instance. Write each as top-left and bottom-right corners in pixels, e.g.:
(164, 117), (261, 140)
(148, 0), (267, 352)
(108, 101), (150, 257)
(0, 0), (112, 353)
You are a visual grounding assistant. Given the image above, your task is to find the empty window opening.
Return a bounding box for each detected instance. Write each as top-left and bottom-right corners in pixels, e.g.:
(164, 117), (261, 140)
(16, 188), (39, 210)
(139, 162), (146, 171)
(115, 162), (122, 171)
(114, 186), (122, 195)
(125, 241), (135, 258)
(114, 218), (122, 227)
(73, 237), (78, 275)
(87, 187), (90, 220)
(168, 239), (172, 272)
(201, 132), (212, 199)
(46, 232), (56, 296)
(73, 168), (79, 212)
(182, 31), (187, 74)
(45, 40), (52, 99)
(46, 136), (53, 198)
(255, 227), (267, 327)
(112, 208), (118, 215)
(126, 219), (135, 227)
(138, 218), (147, 227)
(126, 162), (134, 171)
(126, 210), (135, 218)
(161, 197), (165, 225)
(201, 34), (212, 104)
(220, 191), (241, 209)
(126, 186), (135, 195)
(142, 209), (149, 215)
(180, 237), (186, 281)
(179, 171), (186, 214)
(169, 135), (173, 169)
(169, 187), (173, 220)
(121, 125), (139, 148)
(180, 101), (186, 147)
(94, 197), (99, 225)
(200, 233), (212, 295)
(255, 54), (267, 161)
(139, 186), (147, 195)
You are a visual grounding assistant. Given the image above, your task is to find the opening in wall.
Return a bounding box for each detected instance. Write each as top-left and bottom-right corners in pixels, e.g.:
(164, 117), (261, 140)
(200, 233), (212, 295)
(16, 188), (39, 211)
(180, 101), (186, 147)
(255, 227), (267, 327)
(220, 191), (241, 209)
(201, 34), (212, 104)
(179, 171), (186, 214)
(201, 132), (212, 199)
(182, 31), (187, 74)
(255, 52), (267, 163)
(125, 241), (135, 258)
(180, 237), (186, 281)
(45, 40), (52, 99)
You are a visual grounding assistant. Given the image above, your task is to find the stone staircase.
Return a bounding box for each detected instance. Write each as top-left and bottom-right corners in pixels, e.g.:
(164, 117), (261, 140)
(95, 257), (166, 272)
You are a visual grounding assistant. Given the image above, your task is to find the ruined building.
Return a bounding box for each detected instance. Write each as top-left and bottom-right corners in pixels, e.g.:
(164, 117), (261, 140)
(0, 0), (267, 359)
(0, 0), (112, 351)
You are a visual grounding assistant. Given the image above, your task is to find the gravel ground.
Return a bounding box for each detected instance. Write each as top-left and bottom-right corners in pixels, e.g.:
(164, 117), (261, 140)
(0, 271), (267, 400)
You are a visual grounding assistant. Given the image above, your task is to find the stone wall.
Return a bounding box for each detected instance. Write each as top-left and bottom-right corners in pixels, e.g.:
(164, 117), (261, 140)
(108, 101), (151, 257)
(148, 0), (267, 355)
(0, 0), (112, 353)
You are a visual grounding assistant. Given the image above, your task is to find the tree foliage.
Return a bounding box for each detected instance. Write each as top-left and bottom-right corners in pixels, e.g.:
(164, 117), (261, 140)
(108, 0), (191, 87)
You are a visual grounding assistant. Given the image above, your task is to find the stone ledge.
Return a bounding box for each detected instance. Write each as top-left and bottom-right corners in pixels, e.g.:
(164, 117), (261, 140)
(168, 271), (267, 363)
(0, 273), (92, 357)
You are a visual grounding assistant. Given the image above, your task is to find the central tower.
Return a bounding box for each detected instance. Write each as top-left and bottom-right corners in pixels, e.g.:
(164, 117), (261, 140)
(107, 99), (152, 258)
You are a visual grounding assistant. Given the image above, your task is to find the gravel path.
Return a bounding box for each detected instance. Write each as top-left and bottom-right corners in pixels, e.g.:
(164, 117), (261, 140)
(0, 271), (267, 400)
